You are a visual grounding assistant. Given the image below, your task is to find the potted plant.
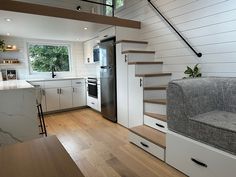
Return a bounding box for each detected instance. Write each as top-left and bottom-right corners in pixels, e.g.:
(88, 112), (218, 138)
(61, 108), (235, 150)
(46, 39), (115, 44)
(0, 40), (6, 52)
(184, 64), (202, 78)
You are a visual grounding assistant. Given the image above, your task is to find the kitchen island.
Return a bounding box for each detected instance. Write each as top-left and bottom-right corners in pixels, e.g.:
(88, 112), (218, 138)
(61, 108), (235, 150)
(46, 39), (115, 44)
(0, 80), (40, 146)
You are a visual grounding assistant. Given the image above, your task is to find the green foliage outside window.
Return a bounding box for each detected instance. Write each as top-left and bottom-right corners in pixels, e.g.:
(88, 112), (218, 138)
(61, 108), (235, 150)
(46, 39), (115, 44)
(28, 44), (70, 72)
(105, 0), (124, 16)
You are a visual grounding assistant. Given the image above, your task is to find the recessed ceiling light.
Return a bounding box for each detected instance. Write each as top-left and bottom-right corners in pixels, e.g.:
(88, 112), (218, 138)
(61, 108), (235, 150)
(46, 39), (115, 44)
(84, 27), (88, 30)
(5, 18), (12, 22)
(6, 33), (10, 36)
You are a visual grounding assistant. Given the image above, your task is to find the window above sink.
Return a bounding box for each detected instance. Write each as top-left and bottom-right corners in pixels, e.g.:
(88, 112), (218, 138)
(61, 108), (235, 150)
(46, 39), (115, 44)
(28, 43), (71, 73)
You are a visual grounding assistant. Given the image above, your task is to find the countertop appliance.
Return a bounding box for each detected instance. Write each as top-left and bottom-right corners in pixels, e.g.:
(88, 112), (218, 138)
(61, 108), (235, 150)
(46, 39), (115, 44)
(99, 37), (117, 122)
(87, 77), (98, 98)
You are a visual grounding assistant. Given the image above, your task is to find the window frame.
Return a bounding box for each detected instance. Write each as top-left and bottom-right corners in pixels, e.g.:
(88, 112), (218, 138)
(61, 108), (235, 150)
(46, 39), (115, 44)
(27, 42), (72, 75)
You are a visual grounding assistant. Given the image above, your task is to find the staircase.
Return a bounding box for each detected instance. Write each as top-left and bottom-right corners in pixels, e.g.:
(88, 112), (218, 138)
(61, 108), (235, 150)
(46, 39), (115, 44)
(116, 40), (171, 161)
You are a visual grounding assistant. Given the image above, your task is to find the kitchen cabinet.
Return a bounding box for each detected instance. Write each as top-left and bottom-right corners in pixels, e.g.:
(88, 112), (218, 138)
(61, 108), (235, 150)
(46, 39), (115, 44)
(98, 27), (116, 41)
(30, 78), (86, 113)
(83, 37), (98, 64)
(72, 79), (86, 107)
(59, 87), (73, 110)
(45, 88), (60, 112)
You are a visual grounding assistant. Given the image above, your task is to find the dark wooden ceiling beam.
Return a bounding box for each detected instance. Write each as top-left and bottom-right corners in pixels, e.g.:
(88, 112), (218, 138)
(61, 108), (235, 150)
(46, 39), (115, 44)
(0, 0), (141, 29)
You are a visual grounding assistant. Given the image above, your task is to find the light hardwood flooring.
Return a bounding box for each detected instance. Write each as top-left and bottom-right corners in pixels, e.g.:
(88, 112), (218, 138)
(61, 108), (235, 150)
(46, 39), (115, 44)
(45, 108), (187, 177)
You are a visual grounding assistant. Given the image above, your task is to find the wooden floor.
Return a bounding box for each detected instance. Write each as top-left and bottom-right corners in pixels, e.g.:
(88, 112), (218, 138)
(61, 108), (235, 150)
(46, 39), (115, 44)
(45, 108), (187, 177)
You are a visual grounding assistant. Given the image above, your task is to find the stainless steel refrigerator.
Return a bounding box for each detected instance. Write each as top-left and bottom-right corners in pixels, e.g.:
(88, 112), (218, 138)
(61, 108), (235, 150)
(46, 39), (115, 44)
(99, 37), (117, 122)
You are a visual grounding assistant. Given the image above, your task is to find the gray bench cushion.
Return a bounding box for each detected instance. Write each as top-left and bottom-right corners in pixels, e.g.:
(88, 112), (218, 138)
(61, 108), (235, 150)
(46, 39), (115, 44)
(190, 111), (236, 132)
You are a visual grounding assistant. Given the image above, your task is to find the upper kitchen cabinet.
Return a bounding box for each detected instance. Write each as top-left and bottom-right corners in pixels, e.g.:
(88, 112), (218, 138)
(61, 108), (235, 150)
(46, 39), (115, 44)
(98, 27), (116, 41)
(83, 37), (98, 64)
(83, 27), (116, 64)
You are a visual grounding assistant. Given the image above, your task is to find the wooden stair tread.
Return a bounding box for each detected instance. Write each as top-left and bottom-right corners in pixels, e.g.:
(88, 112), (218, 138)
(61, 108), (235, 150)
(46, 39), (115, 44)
(144, 85), (167, 90)
(136, 73), (172, 77)
(116, 40), (148, 44)
(144, 112), (167, 122)
(144, 99), (167, 105)
(128, 61), (163, 65)
(122, 50), (155, 54)
(130, 125), (166, 148)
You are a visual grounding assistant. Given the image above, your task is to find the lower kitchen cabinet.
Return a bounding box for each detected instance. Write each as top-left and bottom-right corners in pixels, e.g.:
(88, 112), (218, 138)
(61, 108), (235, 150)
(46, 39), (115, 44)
(30, 79), (86, 112)
(60, 87), (73, 110)
(45, 88), (60, 112)
(72, 86), (86, 107)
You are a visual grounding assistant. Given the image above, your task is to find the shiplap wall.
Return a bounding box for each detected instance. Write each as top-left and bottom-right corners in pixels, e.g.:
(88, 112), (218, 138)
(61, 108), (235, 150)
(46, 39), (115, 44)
(0, 36), (98, 79)
(116, 0), (236, 78)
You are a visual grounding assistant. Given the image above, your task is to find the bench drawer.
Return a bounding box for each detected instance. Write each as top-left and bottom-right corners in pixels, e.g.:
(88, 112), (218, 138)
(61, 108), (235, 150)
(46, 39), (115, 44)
(129, 132), (165, 161)
(144, 115), (167, 133)
(166, 131), (236, 177)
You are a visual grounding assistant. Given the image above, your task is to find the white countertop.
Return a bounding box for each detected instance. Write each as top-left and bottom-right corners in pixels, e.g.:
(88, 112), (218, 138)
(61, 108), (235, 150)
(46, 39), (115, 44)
(0, 80), (34, 91)
(27, 77), (86, 82)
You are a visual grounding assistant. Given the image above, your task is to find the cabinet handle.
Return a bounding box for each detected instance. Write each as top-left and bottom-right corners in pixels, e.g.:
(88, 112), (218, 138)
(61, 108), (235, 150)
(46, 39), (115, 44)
(73, 87), (75, 92)
(57, 89), (59, 94)
(140, 78), (143, 87)
(125, 55), (127, 62)
(155, 123), (165, 128)
(140, 142), (149, 148)
(60, 88), (62, 94)
(191, 158), (207, 168)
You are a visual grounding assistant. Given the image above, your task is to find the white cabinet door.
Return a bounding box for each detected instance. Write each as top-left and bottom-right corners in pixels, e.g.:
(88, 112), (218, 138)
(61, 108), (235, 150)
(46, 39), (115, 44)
(72, 86), (86, 107)
(128, 66), (143, 128)
(84, 39), (94, 64)
(60, 87), (73, 110)
(45, 88), (60, 112)
(116, 44), (129, 127)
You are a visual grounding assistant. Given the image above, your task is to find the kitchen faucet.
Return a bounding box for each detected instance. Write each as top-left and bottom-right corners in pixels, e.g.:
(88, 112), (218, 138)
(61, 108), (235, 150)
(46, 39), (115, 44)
(51, 65), (56, 78)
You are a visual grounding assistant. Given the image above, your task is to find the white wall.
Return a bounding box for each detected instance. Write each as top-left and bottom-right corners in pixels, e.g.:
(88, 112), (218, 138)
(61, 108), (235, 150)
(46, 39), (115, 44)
(0, 36), (98, 79)
(116, 0), (236, 79)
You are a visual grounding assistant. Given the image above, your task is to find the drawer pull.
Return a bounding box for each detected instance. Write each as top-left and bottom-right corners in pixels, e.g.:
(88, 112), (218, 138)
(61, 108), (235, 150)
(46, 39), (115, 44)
(191, 158), (207, 168)
(140, 142), (149, 148)
(155, 123), (165, 128)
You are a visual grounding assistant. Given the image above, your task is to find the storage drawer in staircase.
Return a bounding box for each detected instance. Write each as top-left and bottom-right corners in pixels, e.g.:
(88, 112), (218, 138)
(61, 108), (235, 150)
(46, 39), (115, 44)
(129, 131), (165, 161)
(166, 131), (236, 177)
(144, 115), (167, 133)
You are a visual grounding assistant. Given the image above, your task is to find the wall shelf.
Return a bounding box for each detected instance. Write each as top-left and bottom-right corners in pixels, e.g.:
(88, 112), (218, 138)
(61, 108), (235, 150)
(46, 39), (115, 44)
(0, 63), (21, 66)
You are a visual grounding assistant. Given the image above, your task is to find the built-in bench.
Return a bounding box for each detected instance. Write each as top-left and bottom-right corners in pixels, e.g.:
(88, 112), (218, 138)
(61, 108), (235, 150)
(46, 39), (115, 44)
(167, 77), (236, 155)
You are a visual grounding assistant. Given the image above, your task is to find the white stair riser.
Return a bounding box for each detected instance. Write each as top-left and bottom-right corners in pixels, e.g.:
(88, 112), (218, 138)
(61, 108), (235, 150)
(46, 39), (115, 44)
(121, 43), (148, 51)
(135, 64), (163, 75)
(144, 90), (166, 99)
(144, 115), (167, 133)
(127, 53), (155, 62)
(144, 76), (171, 87)
(145, 103), (167, 115)
(129, 132), (165, 161)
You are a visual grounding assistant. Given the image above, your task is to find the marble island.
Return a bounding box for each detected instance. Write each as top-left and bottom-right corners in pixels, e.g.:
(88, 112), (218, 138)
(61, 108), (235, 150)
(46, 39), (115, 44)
(0, 80), (34, 90)
(0, 80), (40, 146)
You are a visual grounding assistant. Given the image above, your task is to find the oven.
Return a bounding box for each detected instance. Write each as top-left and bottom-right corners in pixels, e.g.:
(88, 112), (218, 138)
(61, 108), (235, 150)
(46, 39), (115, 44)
(87, 77), (98, 98)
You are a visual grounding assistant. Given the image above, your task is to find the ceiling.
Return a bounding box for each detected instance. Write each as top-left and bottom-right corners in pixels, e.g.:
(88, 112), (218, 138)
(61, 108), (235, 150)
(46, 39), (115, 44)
(0, 10), (110, 41)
